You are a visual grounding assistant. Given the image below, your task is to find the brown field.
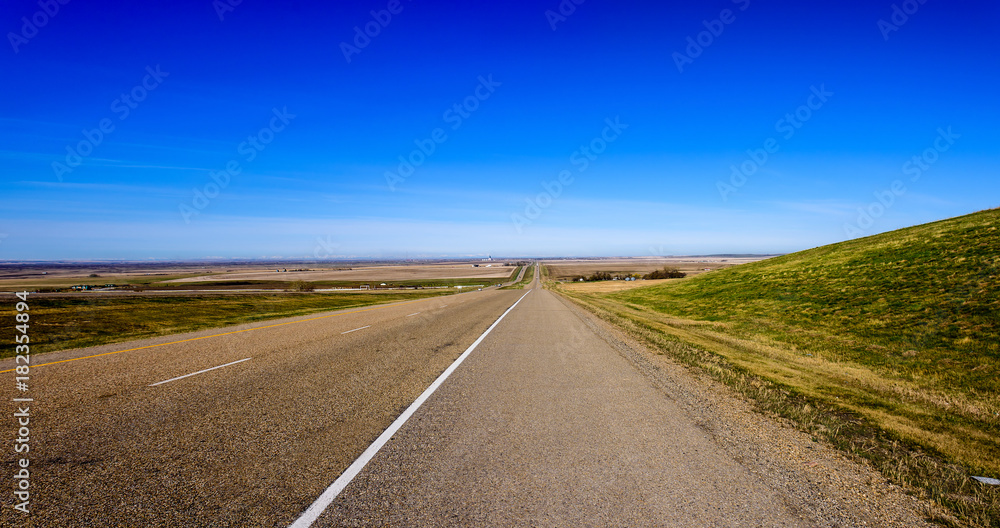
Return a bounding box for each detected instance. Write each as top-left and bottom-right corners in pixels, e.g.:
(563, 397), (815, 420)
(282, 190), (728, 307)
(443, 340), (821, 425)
(0, 261), (516, 291)
(558, 278), (678, 293)
(165, 264), (514, 283)
(543, 257), (771, 282)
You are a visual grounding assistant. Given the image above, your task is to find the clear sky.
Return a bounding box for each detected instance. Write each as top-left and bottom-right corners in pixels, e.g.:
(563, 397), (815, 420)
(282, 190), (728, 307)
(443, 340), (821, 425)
(2, 0), (998, 260)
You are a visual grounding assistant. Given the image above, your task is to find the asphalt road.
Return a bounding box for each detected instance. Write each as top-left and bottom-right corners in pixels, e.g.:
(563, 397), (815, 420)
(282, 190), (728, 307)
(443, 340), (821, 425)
(308, 274), (814, 527)
(1, 268), (852, 526)
(0, 288), (524, 527)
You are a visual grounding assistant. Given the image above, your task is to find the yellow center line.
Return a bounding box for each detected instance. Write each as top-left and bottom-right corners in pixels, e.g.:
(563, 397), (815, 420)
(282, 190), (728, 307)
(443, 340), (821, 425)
(2, 296), (442, 374)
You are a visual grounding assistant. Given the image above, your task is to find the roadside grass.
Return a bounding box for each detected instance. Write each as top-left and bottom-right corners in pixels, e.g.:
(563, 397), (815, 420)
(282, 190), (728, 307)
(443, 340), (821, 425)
(501, 264), (535, 289)
(550, 208), (1000, 527)
(0, 290), (454, 358)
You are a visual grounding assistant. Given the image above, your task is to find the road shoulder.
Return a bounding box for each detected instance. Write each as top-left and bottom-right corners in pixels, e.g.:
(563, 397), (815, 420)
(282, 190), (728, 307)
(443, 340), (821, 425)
(549, 289), (938, 528)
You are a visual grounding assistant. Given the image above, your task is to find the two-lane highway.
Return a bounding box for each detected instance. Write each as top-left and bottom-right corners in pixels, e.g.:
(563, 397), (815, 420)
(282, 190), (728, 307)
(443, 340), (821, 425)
(0, 288), (526, 527)
(303, 272), (816, 527)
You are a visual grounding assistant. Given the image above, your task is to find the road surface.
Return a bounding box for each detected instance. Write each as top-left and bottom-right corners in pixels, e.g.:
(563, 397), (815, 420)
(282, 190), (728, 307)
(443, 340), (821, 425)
(302, 273), (813, 527)
(1, 288), (522, 527)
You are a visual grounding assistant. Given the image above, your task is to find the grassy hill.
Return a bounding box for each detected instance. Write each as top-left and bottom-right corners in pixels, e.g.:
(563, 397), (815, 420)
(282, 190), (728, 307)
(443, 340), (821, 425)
(618, 208), (999, 400)
(554, 208), (999, 527)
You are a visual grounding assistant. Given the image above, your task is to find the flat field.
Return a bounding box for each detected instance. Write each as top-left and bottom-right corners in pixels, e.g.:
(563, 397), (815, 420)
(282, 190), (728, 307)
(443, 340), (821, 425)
(165, 264), (514, 283)
(0, 261), (516, 292)
(558, 278), (677, 293)
(543, 257), (768, 281)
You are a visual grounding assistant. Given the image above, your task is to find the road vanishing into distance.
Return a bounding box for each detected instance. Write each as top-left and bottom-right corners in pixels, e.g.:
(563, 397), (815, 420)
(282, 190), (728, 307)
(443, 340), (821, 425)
(4, 267), (821, 527)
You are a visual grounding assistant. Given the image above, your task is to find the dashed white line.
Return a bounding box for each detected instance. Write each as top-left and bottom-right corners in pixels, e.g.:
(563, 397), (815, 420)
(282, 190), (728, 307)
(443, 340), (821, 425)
(149, 358), (252, 387)
(288, 288), (533, 528)
(341, 325), (371, 335)
(406, 312), (421, 317)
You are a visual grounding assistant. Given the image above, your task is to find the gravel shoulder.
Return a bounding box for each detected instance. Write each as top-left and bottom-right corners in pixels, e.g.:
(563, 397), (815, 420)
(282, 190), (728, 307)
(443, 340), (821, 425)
(552, 289), (938, 527)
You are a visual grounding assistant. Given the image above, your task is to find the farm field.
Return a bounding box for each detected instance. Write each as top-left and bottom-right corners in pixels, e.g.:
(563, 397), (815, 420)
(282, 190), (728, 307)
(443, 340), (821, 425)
(543, 256), (770, 282)
(558, 278), (677, 293)
(0, 261), (519, 292)
(165, 264), (515, 283)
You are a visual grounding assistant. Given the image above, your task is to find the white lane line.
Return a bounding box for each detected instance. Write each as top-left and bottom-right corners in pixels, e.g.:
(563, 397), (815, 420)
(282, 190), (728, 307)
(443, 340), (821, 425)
(340, 325), (370, 335)
(149, 358), (252, 387)
(406, 312), (421, 317)
(289, 288), (533, 528)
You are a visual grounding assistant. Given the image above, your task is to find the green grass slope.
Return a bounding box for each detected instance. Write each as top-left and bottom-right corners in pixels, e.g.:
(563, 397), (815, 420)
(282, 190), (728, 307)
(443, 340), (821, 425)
(616, 208), (999, 396)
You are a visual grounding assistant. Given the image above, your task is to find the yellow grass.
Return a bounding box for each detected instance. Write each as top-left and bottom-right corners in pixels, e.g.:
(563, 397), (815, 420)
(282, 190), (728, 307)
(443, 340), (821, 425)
(559, 278), (677, 293)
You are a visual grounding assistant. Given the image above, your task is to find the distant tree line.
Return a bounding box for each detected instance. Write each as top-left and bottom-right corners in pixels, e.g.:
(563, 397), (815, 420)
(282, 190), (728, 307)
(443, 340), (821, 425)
(568, 266), (686, 282)
(572, 271), (637, 282)
(643, 266), (686, 279)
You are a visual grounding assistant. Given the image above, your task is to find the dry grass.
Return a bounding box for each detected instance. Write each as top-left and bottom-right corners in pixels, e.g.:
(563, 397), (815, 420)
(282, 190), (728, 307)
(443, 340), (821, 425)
(559, 278), (677, 293)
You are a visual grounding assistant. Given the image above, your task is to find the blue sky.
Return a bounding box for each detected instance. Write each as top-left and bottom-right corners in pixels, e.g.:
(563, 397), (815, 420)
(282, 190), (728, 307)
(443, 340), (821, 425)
(1, 0), (998, 260)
